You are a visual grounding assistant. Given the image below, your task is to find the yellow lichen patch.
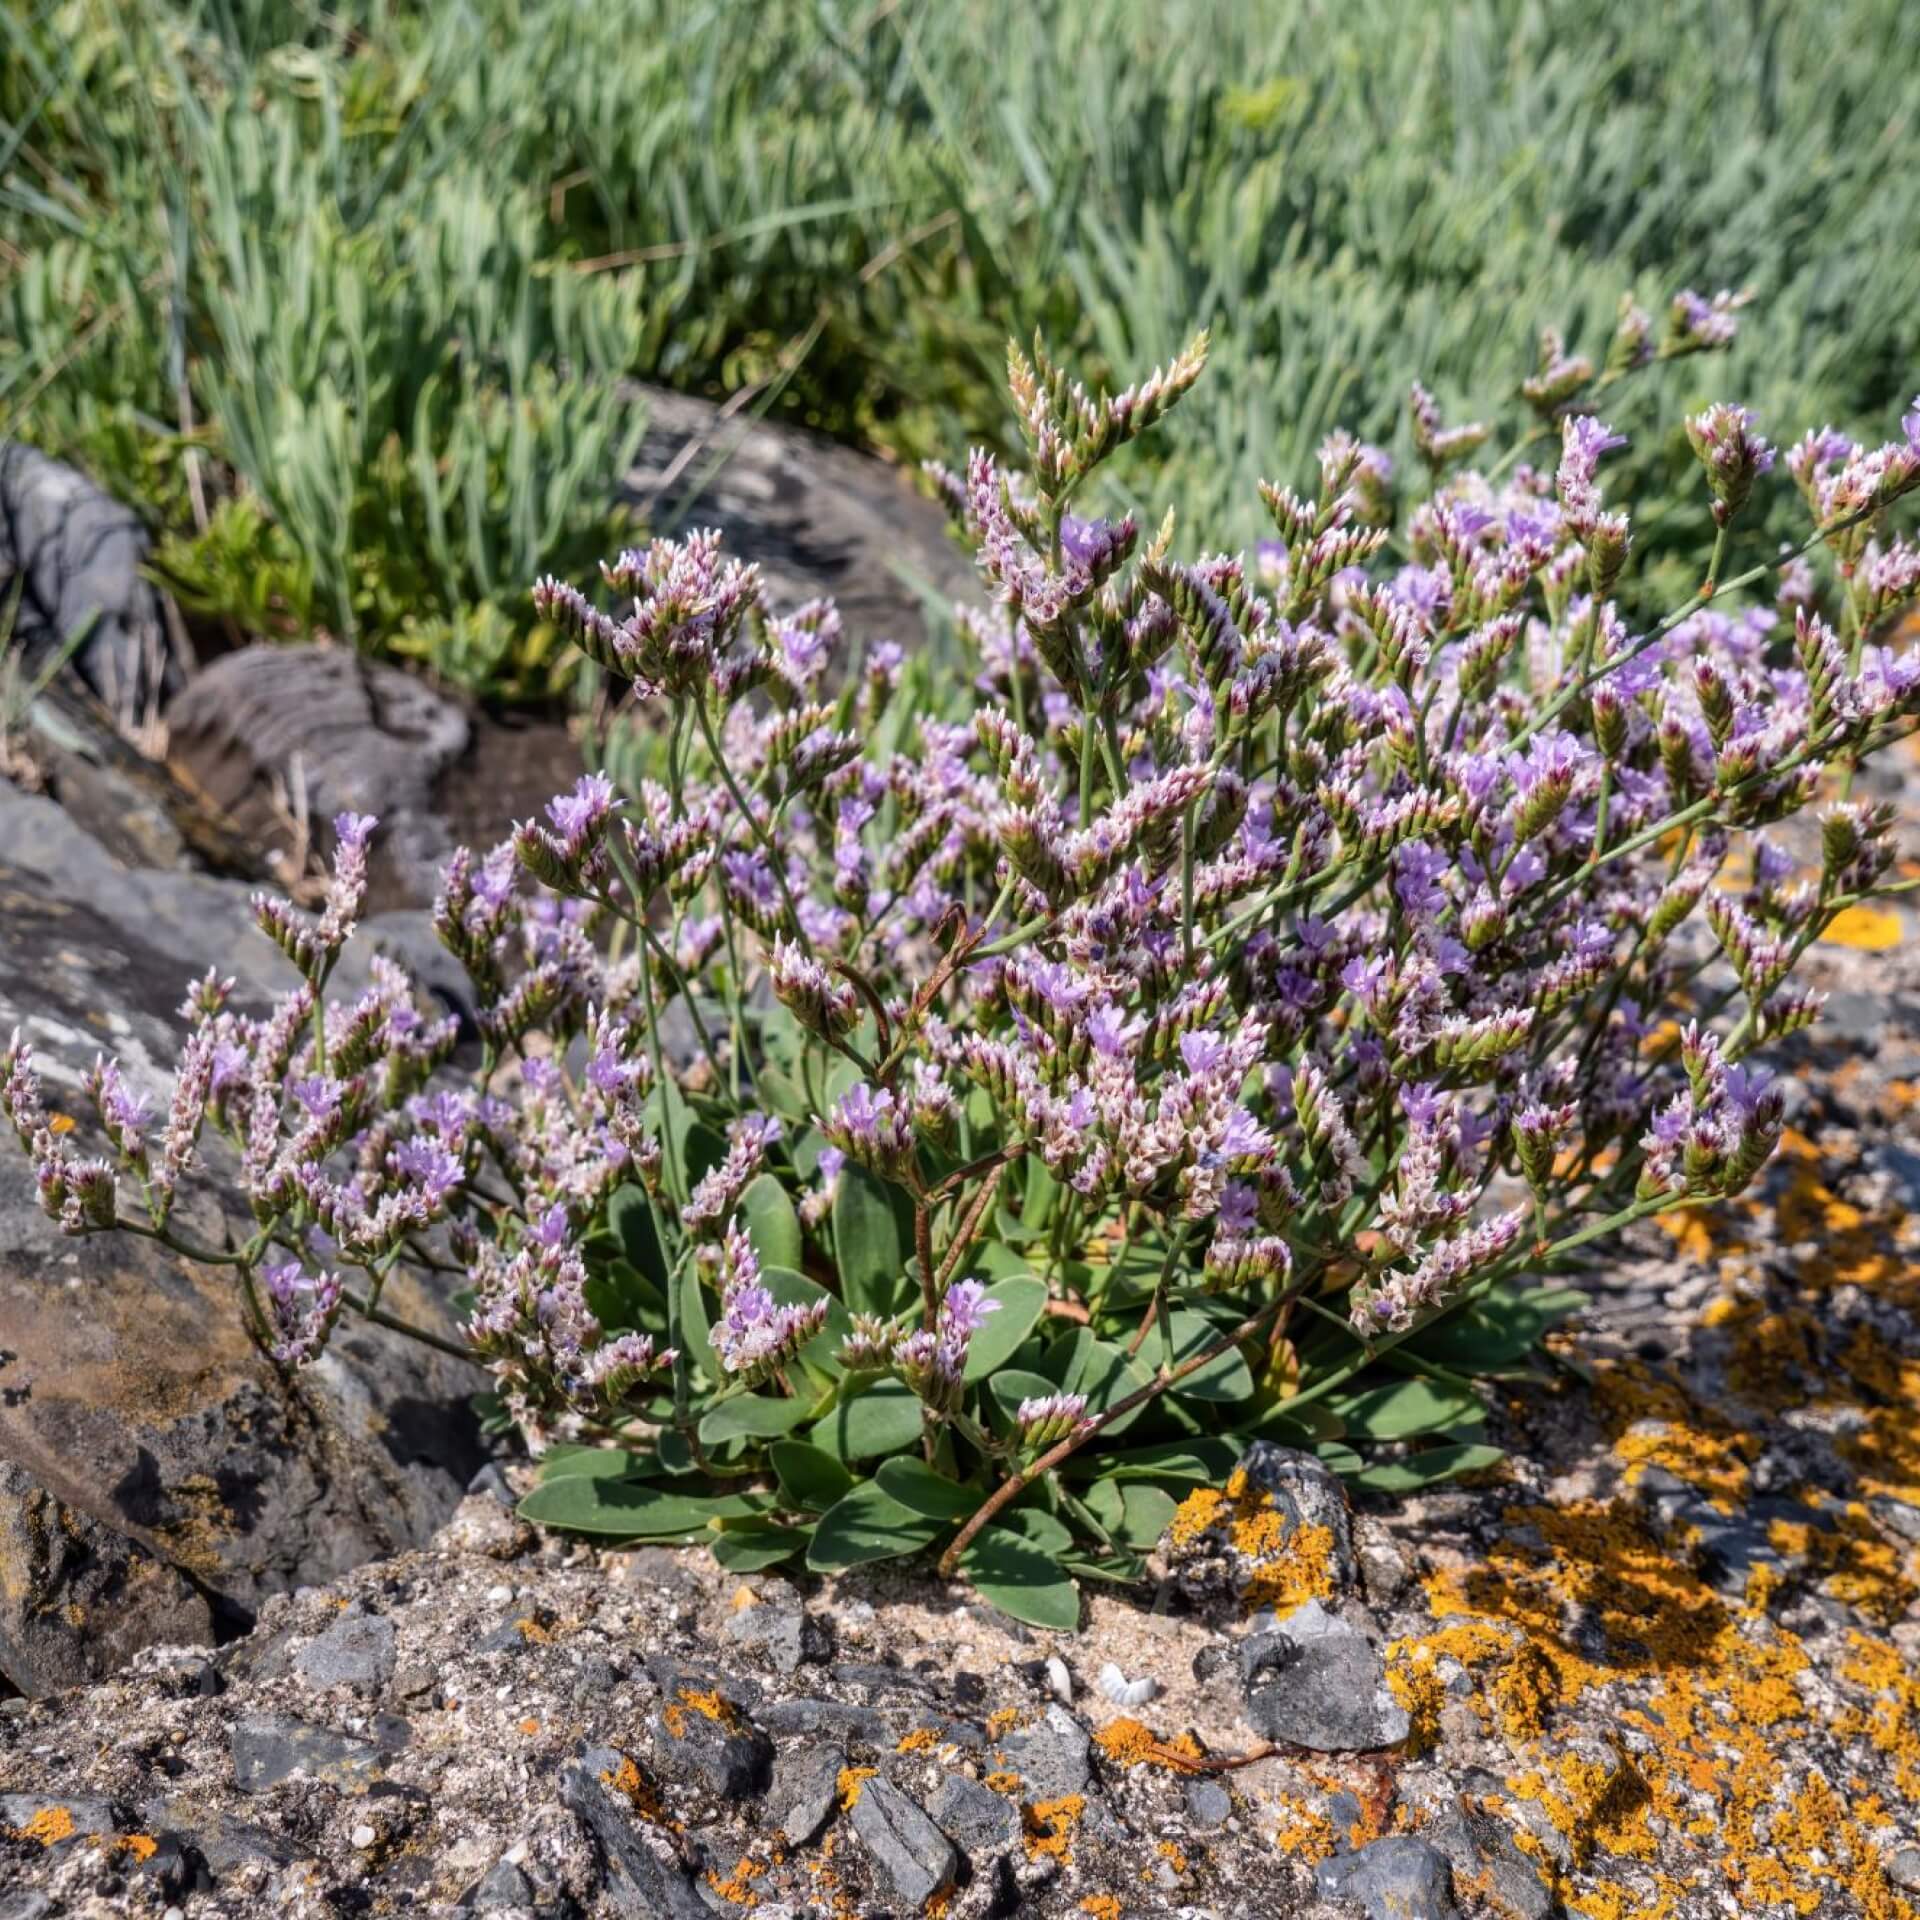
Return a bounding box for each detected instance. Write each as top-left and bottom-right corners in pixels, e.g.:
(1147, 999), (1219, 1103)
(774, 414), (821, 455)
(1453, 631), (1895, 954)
(1387, 1619), (1557, 1751)
(663, 1685), (737, 1739)
(1167, 1469), (1337, 1612)
(896, 1727), (940, 1753)
(983, 1770), (1022, 1795)
(115, 1833), (158, 1863)
(1820, 902), (1904, 950)
(1505, 1749), (1655, 1869)
(1080, 1897), (1124, 1919)
(599, 1753), (669, 1825)
(1022, 1794), (1084, 1864)
(1156, 1840), (1189, 1873)
(1092, 1716), (1206, 1771)
(12, 1806), (75, 1846)
(705, 1855), (766, 1906)
(836, 1767), (877, 1810)
(1271, 1801), (1338, 1863)
(984, 1707), (1025, 1738)
(512, 1616), (554, 1644)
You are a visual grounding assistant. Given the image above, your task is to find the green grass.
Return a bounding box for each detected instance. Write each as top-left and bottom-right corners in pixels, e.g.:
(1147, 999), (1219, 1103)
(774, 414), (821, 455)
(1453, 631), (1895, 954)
(4, 0), (1918, 698)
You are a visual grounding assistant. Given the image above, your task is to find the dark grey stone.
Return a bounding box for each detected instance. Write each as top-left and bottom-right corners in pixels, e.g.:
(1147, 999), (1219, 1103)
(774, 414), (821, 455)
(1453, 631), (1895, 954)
(1240, 1612), (1410, 1753)
(560, 1747), (707, 1920)
(928, 1772), (1021, 1852)
(0, 440), (177, 722)
(1886, 1846), (1920, 1893)
(0, 1459), (212, 1697)
(769, 1742), (845, 1846)
(847, 1776), (959, 1908)
(616, 386), (979, 664)
(757, 1696), (886, 1744)
(0, 1894), (55, 1920)
(230, 1713), (390, 1794)
(1422, 1796), (1551, 1920)
(163, 644), (470, 909)
(995, 1704), (1092, 1797)
(471, 1858), (538, 1908)
(1184, 1779), (1232, 1830)
(724, 1597), (828, 1675)
(647, 1675), (773, 1799)
(294, 1605), (397, 1692)
(140, 1795), (304, 1872)
(1315, 1835), (1460, 1920)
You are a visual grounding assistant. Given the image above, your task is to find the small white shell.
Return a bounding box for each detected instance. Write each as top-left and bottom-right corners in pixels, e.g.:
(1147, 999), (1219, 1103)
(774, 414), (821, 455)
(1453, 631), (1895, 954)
(1045, 1654), (1074, 1703)
(1096, 1661), (1160, 1707)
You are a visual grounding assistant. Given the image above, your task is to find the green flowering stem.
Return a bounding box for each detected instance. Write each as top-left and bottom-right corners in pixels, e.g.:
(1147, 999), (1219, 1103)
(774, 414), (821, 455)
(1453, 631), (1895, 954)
(694, 693), (815, 956)
(338, 1289), (475, 1363)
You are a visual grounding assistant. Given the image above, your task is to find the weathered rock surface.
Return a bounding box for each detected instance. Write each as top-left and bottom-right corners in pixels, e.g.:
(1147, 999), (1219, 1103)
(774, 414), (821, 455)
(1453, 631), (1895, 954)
(619, 384), (977, 657)
(0, 442), (178, 725)
(0, 784), (484, 1696)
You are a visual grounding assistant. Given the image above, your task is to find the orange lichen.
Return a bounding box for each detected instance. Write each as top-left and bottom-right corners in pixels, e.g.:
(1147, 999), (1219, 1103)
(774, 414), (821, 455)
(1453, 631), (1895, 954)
(1093, 1715), (1207, 1770)
(1156, 1840), (1189, 1873)
(984, 1707), (1024, 1738)
(705, 1855), (766, 1906)
(518, 1717), (541, 1736)
(115, 1833), (158, 1863)
(1820, 902), (1904, 949)
(12, 1806), (75, 1846)
(896, 1727), (940, 1753)
(836, 1767), (877, 1809)
(1167, 1469), (1336, 1611)
(599, 1753), (669, 1825)
(512, 1616), (554, 1644)
(1080, 1898), (1123, 1919)
(983, 1770), (1022, 1794)
(1022, 1795), (1084, 1864)
(663, 1685), (737, 1739)
(1271, 1801), (1338, 1863)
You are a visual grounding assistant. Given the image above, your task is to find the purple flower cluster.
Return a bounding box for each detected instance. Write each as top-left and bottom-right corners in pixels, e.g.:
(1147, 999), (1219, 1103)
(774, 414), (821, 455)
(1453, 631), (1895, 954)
(6, 293), (1919, 1532)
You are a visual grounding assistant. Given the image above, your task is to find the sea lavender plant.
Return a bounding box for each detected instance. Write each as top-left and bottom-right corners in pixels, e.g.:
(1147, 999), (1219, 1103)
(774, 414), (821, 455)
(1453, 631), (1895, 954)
(6, 303), (1919, 1625)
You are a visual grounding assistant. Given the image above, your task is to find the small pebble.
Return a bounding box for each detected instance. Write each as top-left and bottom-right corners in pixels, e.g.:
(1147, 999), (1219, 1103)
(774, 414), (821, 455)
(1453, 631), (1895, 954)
(351, 1823), (378, 1849)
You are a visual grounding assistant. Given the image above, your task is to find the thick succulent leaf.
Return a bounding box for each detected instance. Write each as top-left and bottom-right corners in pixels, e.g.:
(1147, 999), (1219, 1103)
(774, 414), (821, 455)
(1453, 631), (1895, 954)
(1344, 1443), (1506, 1492)
(811, 1377), (925, 1460)
(698, 1392), (815, 1444)
(961, 1276), (1049, 1382)
(832, 1166), (916, 1316)
(876, 1456), (983, 1520)
(1329, 1375), (1485, 1441)
(739, 1171), (805, 1272)
(769, 1440), (856, 1513)
(806, 1480), (946, 1571)
(518, 1477), (775, 1538)
(961, 1528), (1081, 1630)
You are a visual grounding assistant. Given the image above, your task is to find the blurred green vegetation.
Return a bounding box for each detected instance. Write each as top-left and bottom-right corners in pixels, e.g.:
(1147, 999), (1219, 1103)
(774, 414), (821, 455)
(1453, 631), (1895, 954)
(3, 0), (1917, 701)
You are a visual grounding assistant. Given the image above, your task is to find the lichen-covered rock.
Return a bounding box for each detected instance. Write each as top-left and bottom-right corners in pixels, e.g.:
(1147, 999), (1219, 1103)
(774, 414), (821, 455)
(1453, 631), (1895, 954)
(846, 1774), (958, 1907)
(0, 785), (484, 1696)
(1163, 1443), (1359, 1612)
(1316, 1835), (1460, 1920)
(1237, 1604), (1411, 1753)
(0, 1461), (212, 1695)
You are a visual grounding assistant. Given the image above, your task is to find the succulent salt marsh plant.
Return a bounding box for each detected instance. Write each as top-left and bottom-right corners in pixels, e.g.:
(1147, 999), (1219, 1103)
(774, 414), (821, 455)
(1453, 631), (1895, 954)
(6, 303), (1920, 1627)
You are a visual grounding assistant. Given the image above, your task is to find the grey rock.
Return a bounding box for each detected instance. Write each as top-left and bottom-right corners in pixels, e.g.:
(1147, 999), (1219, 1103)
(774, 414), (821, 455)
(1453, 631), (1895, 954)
(616, 386), (978, 663)
(294, 1605), (397, 1692)
(230, 1712), (392, 1793)
(560, 1747), (707, 1920)
(0, 785), (483, 1695)
(140, 1795), (304, 1872)
(847, 1776), (959, 1908)
(471, 1858), (538, 1908)
(1184, 1779), (1233, 1830)
(164, 644), (470, 909)
(725, 1597), (828, 1675)
(0, 1458), (213, 1696)
(647, 1674), (773, 1798)
(1422, 1796), (1551, 1920)
(0, 1793), (115, 1845)
(0, 440), (177, 722)
(928, 1772), (1021, 1852)
(0, 1895), (54, 1920)
(757, 1697), (886, 1744)
(1315, 1835), (1460, 1920)
(1888, 1847), (1920, 1894)
(768, 1742), (845, 1845)
(1241, 1620), (1411, 1753)
(995, 1703), (1092, 1797)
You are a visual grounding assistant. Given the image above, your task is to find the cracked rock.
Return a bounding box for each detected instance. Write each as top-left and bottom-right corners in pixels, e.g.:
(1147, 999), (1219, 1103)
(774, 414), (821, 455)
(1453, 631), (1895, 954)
(294, 1604), (398, 1692)
(848, 1776), (958, 1907)
(560, 1746), (707, 1919)
(1316, 1835), (1461, 1920)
